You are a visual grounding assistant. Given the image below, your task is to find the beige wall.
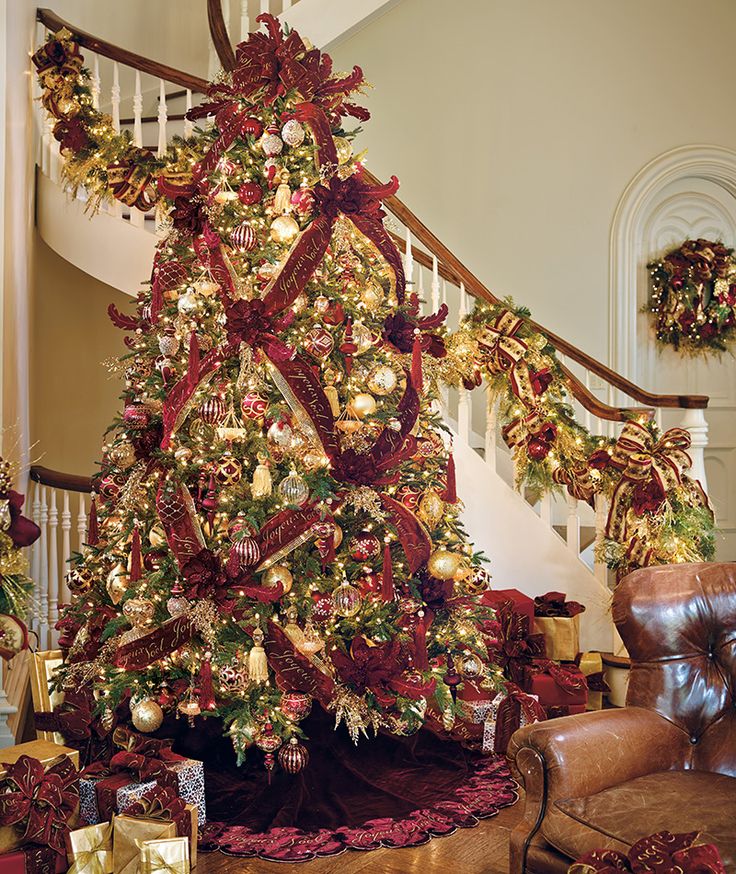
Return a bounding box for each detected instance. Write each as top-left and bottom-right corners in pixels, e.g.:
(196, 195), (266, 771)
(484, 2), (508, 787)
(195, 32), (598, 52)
(329, 0), (736, 362)
(31, 236), (125, 476)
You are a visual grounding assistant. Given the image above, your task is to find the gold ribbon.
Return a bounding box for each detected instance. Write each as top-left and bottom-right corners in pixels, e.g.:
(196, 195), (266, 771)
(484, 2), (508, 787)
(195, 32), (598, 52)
(67, 822), (113, 874)
(477, 309), (535, 403)
(605, 421), (693, 543)
(137, 841), (189, 874)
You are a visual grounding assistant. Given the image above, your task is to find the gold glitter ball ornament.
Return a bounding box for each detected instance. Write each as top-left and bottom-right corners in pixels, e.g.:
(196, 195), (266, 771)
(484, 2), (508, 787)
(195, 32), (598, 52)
(333, 136), (353, 165)
(367, 365), (398, 396)
(418, 490), (445, 530)
(109, 441), (137, 470)
(427, 549), (461, 580)
(131, 698), (164, 733)
(123, 597), (155, 629)
(106, 562), (128, 605)
(263, 563), (293, 593)
(360, 283), (384, 311)
(348, 393), (377, 419)
(270, 214), (300, 244)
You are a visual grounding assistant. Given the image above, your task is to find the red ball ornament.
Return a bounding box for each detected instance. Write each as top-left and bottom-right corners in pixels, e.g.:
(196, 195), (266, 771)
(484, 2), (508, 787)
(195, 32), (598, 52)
(348, 532), (381, 562)
(281, 691), (312, 722)
(123, 403), (151, 430)
(278, 737), (309, 774)
(304, 326), (334, 359)
(396, 485), (421, 511)
(238, 181), (263, 205)
(241, 117), (263, 138)
(240, 392), (268, 420)
(358, 572), (382, 596)
(143, 550), (166, 572)
(229, 537), (261, 570)
(230, 221), (257, 251)
(311, 593), (333, 623)
(98, 472), (126, 501)
(156, 260), (187, 290)
(228, 516), (252, 541)
(199, 396), (226, 425)
(527, 437), (551, 461)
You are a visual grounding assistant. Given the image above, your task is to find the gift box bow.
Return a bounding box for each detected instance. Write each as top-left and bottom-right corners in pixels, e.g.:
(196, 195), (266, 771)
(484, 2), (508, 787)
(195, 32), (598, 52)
(533, 591), (585, 618)
(83, 734), (182, 788)
(527, 659), (588, 696)
(67, 821), (113, 874)
(121, 785), (191, 839)
(0, 753), (78, 853)
(489, 599), (546, 684)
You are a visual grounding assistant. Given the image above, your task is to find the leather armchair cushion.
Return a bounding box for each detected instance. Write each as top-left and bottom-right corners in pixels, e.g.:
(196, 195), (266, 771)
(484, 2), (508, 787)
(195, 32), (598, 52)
(544, 770), (736, 868)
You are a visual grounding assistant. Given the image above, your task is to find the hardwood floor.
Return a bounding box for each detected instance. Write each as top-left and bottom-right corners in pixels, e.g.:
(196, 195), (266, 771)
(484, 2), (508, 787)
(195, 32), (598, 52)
(195, 801), (523, 874)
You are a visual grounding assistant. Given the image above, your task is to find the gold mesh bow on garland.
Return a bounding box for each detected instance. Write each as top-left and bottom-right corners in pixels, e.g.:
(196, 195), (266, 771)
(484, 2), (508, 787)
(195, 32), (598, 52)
(443, 300), (715, 574)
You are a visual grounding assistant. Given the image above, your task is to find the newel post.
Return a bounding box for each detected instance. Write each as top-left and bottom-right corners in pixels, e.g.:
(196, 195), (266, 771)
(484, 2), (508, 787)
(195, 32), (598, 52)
(679, 408), (709, 494)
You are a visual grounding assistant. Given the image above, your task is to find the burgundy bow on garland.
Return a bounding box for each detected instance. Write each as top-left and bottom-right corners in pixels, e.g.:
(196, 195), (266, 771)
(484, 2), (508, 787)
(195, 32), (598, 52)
(570, 830), (726, 874)
(0, 754), (78, 854)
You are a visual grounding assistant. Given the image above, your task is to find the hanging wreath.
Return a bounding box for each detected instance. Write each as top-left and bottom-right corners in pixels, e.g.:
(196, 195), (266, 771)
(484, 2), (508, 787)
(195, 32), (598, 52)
(645, 239), (736, 355)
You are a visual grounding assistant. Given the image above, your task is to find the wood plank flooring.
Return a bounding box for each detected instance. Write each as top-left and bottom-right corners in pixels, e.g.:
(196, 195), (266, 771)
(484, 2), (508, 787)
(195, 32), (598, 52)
(195, 800), (522, 874)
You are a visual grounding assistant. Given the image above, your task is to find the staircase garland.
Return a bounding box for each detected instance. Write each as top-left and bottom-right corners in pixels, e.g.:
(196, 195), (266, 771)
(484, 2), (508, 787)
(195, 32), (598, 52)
(33, 28), (715, 574)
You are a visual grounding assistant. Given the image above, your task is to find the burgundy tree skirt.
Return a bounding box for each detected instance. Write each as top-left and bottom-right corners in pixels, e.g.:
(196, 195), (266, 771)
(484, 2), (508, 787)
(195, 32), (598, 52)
(169, 705), (518, 863)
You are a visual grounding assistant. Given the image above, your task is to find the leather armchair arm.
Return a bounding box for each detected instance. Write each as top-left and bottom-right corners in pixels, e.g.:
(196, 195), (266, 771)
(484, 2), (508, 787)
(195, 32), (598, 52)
(508, 708), (689, 874)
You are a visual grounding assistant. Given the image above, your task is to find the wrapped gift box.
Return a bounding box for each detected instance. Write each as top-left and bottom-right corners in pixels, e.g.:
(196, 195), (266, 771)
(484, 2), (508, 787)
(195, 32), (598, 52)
(112, 817), (178, 874)
(120, 786), (198, 866)
(0, 846), (64, 874)
(65, 821), (113, 874)
(577, 651), (608, 710)
(0, 741), (79, 855)
(138, 837), (189, 874)
(533, 614), (580, 662)
(482, 588), (535, 627)
(525, 661), (588, 709)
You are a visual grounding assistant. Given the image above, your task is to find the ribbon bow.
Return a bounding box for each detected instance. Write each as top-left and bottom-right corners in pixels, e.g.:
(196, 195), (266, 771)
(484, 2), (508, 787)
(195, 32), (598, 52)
(527, 659), (588, 695)
(604, 421), (695, 564)
(477, 309), (535, 402)
(493, 682), (546, 754)
(122, 784), (188, 827)
(0, 754), (79, 853)
(533, 591), (586, 618)
(32, 31), (83, 80)
(489, 600), (546, 686)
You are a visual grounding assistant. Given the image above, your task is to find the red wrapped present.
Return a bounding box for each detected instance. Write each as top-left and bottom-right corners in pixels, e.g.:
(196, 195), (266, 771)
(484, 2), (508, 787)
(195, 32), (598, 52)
(525, 660), (588, 708)
(483, 588), (534, 627)
(546, 703), (586, 718)
(0, 846), (64, 874)
(493, 683), (546, 755)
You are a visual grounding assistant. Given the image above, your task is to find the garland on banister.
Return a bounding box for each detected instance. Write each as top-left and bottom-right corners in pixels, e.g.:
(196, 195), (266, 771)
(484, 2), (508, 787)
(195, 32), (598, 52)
(442, 300), (715, 572)
(32, 27), (715, 597)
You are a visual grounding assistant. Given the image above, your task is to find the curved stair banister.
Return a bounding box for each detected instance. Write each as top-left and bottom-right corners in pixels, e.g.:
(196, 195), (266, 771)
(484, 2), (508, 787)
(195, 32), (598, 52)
(30, 9), (712, 651)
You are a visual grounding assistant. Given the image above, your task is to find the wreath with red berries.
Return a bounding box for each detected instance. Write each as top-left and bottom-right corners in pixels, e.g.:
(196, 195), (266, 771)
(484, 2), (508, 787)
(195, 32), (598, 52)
(646, 239), (736, 355)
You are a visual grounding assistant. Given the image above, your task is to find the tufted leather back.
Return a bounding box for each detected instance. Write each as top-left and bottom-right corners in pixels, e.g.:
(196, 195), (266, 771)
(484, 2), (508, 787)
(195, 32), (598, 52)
(612, 562), (736, 777)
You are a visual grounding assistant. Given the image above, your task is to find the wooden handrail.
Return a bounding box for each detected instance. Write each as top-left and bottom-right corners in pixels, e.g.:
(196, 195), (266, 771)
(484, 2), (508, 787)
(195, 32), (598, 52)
(30, 465), (93, 494)
(38, 4), (709, 418)
(36, 9), (209, 93)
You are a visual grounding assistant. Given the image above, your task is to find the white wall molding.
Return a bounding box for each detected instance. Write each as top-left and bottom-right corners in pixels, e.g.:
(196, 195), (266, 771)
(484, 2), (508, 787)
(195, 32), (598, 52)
(609, 144), (736, 380)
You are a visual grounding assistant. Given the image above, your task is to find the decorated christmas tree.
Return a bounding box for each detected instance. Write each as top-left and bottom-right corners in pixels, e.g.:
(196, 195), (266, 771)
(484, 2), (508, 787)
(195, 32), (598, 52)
(37, 16), (505, 771)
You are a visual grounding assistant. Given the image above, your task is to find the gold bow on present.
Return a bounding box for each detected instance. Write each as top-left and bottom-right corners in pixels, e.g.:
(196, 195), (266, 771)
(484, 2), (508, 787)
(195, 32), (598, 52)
(605, 421), (695, 556)
(477, 309), (535, 403)
(67, 821), (113, 874)
(137, 837), (190, 874)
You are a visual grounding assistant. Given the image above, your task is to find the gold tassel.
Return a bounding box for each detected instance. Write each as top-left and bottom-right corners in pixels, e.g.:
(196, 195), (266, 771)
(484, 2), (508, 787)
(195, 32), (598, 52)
(251, 453), (272, 498)
(324, 385), (341, 418)
(248, 627), (269, 683)
(274, 182), (292, 215)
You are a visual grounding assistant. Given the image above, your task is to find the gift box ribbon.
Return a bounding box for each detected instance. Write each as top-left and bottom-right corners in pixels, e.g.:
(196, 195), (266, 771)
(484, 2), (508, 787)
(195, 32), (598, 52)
(121, 785), (192, 841)
(527, 659), (588, 695)
(533, 591), (585, 618)
(67, 821), (113, 874)
(490, 600), (546, 685)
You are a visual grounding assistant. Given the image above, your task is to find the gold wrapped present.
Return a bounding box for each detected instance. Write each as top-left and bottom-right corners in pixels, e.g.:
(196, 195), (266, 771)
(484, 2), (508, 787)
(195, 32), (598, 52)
(112, 815), (177, 874)
(138, 837), (189, 874)
(67, 821), (113, 874)
(578, 651), (605, 710)
(533, 614), (580, 662)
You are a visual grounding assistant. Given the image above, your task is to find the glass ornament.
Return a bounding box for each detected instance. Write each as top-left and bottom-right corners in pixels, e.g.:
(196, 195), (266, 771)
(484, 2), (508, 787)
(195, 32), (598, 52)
(176, 290), (198, 314)
(348, 531), (381, 561)
(349, 393), (377, 418)
(230, 221), (257, 251)
(278, 737), (309, 774)
(281, 690), (312, 722)
(331, 581), (363, 618)
(263, 563), (293, 593)
(427, 549), (461, 581)
(131, 699), (164, 733)
(199, 396), (227, 425)
(214, 452), (242, 486)
(367, 365), (398, 396)
(418, 490), (445, 530)
(333, 136), (353, 164)
(351, 321), (374, 354)
(267, 420), (293, 447)
(166, 583), (189, 618)
(230, 536), (261, 570)
(277, 469), (309, 505)
(281, 118), (305, 146)
(270, 214), (300, 244)
(123, 597), (155, 629)
(260, 133), (283, 157)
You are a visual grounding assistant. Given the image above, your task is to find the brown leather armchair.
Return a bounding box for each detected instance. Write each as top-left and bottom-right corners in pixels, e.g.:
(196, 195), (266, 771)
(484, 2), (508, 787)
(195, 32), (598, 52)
(508, 562), (736, 873)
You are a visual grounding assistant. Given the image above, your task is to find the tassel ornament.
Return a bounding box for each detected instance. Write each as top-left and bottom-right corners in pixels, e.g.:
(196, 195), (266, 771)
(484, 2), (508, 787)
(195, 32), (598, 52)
(87, 494), (99, 547)
(442, 450), (457, 504)
(129, 525), (142, 582)
(324, 384), (340, 417)
(251, 454), (272, 498)
(248, 627), (269, 683)
(411, 331), (423, 392)
(381, 538), (394, 602)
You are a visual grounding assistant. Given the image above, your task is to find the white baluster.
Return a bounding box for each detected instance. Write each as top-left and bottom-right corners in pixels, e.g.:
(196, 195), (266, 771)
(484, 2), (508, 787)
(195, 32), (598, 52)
(566, 493), (580, 555)
(110, 62), (122, 218)
(607, 386), (615, 439)
(240, 0), (250, 41)
(404, 229), (413, 291)
(655, 407), (663, 431)
(484, 391), (497, 473)
(431, 256), (440, 313)
(679, 408), (709, 494)
(458, 281), (467, 329)
(77, 493), (88, 553)
(61, 490), (72, 605)
(260, 0), (269, 15)
(417, 269), (425, 314)
(593, 493), (609, 587)
(48, 490), (59, 643)
(0, 660), (17, 748)
(458, 385), (471, 444)
(30, 482), (41, 637)
(157, 78), (168, 158)
(131, 72), (145, 229)
(38, 487), (50, 650)
(540, 492), (553, 528)
(91, 54), (101, 110)
(183, 89), (193, 139)
(441, 280), (449, 408)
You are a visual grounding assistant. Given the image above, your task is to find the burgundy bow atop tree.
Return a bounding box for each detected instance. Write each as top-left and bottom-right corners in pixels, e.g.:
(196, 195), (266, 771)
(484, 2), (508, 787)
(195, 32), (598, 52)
(571, 830), (726, 874)
(533, 591), (586, 618)
(0, 754), (78, 854)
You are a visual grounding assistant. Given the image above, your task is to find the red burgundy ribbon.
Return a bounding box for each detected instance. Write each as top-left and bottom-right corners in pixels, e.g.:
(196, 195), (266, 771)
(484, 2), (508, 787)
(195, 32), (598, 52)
(533, 591), (586, 618)
(121, 784), (192, 840)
